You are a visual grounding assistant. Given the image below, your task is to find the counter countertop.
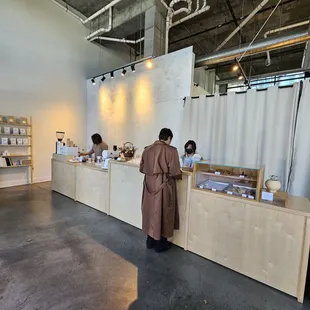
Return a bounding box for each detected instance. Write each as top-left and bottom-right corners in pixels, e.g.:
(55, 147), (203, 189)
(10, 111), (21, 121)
(52, 159), (108, 172)
(192, 188), (310, 217)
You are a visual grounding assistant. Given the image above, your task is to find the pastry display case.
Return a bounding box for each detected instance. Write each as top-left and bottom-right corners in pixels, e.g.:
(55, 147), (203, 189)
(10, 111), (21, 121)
(192, 161), (264, 201)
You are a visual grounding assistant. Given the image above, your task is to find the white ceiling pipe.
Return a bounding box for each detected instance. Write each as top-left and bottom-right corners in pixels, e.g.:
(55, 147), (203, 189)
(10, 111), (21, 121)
(165, 0), (193, 54)
(90, 36), (145, 44)
(86, 7), (113, 40)
(161, 0), (169, 10)
(215, 0), (270, 52)
(264, 20), (310, 66)
(82, 0), (123, 24)
(49, 0), (84, 23)
(195, 0), (199, 12)
(202, 0), (207, 8)
(171, 5), (210, 27)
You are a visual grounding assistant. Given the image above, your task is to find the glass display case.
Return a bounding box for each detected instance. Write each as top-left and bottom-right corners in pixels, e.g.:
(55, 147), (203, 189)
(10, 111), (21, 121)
(192, 161), (264, 201)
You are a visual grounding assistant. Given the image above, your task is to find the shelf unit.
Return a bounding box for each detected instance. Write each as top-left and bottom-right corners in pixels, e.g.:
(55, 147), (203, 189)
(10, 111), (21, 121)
(0, 116), (33, 184)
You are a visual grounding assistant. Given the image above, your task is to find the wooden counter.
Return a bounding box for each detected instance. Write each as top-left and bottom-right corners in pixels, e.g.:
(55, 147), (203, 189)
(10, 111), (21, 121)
(188, 189), (310, 303)
(52, 159), (109, 213)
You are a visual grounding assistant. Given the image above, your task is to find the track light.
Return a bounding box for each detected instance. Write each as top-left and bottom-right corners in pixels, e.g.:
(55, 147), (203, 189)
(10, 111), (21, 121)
(232, 65), (239, 72)
(131, 65), (135, 72)
(121, 68), (127, 76)
(91, 78), (96, 85)
(101, 75), (106, 82)
(238, 73), (244, 80)
(110, 72), (114, 79)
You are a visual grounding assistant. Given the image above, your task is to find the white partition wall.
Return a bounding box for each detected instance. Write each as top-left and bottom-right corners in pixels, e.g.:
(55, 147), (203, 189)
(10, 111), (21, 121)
(86, 47), (194, 154)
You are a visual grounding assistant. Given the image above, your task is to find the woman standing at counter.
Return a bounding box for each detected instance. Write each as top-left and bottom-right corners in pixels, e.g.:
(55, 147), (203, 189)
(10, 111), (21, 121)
(180, 140), (202, 168)
(80, 133), (108, 157)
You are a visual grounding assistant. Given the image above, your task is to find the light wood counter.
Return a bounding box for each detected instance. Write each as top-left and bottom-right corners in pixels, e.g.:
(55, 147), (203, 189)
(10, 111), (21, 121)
(188, 188), (310, 303)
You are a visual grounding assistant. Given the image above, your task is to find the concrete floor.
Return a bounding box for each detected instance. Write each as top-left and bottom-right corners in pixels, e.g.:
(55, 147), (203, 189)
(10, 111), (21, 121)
(0, 183), (310, 310)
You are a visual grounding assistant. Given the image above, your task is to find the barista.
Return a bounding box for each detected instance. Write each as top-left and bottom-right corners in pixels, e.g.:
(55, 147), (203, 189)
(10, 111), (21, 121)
(181, 140), (202, 168)
(80, 133), (108, 157)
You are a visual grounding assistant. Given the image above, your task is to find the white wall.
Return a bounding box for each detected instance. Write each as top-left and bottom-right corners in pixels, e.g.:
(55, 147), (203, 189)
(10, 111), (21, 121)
(0, 0), (130, 187)
(86, 47), (194, 155)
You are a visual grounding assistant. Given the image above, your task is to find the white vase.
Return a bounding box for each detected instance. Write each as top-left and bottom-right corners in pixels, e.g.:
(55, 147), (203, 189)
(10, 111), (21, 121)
(265, 179), (281, 193)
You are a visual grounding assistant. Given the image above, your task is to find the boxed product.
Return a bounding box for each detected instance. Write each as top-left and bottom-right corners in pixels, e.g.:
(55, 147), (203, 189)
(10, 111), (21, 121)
(1, 138), (8, 145)
(19, 117), (28, 125)
(17, 138), (23, 145)
(21, 159), (32, 165)
(22, 138), (29, 145)
(10, 138), (16, 145)
(4, 127), (11, 134)
(19, 128), (26, 135)
(7, 116), (15, 124)
(13, 128), (19, 135)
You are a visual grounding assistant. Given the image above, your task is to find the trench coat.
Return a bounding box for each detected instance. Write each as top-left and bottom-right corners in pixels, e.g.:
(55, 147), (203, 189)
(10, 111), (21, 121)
(140, 140), (182, 240)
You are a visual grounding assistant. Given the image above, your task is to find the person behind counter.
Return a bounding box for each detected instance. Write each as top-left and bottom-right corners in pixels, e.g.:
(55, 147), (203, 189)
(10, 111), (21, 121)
(180, 140), (202, 168)
(80, 133), (108, 157)
(140, 128), (181, 253)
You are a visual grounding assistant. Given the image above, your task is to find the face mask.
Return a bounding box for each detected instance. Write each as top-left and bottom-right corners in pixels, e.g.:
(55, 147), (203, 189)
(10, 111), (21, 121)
(185, 148), (193, 155)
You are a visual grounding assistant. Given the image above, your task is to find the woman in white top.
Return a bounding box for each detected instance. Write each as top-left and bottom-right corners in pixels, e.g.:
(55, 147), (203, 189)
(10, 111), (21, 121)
(181, 140), (202, 168)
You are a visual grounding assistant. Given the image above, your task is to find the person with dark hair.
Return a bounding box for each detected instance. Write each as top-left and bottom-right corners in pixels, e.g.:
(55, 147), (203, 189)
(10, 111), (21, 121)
(140, 128), (181, 253)
(181, 140), (202, 168)
(80, 133), (108, 157)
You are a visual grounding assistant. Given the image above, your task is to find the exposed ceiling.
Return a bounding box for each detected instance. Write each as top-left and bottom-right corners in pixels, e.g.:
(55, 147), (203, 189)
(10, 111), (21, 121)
(59, 0), (310, 81)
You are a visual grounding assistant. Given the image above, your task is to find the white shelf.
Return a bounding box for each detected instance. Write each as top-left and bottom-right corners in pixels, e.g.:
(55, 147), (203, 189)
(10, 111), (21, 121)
(0, 134), (31, 137)
(0, 164), (32, 168)
(0, 145), (31, 147)
(0, 154), (31, 157)
(0, 122), (31, 127)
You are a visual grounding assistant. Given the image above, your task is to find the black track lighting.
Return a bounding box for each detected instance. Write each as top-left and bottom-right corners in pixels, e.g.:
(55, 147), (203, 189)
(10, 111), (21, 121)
(110, 72), (114, 79)
(91, 78), (96, 85)
(131, 65), (135, 73)
(101, 75), (106, 82)
(121, 68), (127, 76)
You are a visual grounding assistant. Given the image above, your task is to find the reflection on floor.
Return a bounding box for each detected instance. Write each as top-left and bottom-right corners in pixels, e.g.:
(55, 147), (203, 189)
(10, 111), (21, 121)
(0, 182), (309, 310)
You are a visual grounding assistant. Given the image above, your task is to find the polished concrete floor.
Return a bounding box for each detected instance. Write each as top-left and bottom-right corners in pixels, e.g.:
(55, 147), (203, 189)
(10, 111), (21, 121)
(0, 183), (310, 310)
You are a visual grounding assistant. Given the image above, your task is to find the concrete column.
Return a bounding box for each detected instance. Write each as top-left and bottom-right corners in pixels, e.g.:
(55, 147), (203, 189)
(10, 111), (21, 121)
(144, 5), (166, 57)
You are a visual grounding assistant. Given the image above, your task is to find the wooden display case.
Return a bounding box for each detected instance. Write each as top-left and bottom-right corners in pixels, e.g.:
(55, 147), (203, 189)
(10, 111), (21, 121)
(192, 161), (264, 201)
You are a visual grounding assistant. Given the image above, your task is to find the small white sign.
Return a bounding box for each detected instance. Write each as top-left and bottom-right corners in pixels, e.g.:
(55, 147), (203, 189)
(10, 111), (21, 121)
(215, 171), (221, 175)
(212, 188), (217, 192)
(227, 191), (233, 195)
(242, 194), (247, 198)
(262, 191), (274, 201)
(239, 175), (245, 179)
(248, 195), (255, 200)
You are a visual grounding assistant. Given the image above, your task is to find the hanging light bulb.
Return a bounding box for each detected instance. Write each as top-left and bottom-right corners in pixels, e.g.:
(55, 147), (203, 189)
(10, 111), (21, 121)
(131, 65), (135, 72)
(232, 64), (239, 72)
(121, 68), (127, 76)
(101, 75), (106, 82)
(91, 78), (96, 85)
(110, 72), (114, 79)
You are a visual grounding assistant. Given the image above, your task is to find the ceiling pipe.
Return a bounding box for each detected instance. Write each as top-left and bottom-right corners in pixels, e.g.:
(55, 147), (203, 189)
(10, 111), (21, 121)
(86, 7), (113, 40)
(264, 20), (309, 66)
(82, 0), (123, 24)
(171, 5), (210, 27)
(49, 0), (85, 23)
(90, 36), (145, 44)
(50, 0), (122, 27)
(214, 0), (270, 52)
(196, 30), (310, 67)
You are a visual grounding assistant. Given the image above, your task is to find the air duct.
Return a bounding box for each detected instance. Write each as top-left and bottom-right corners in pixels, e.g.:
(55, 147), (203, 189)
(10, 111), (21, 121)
(195, 30), (310, 67)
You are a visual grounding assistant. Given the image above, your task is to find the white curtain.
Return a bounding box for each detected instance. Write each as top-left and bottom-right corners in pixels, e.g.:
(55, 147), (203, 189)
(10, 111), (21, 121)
(181, 85), (300, 190)
(289, 80), (310, 197)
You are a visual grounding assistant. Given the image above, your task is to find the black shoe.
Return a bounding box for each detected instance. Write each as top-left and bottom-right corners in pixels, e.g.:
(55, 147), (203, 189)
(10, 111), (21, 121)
(146, 235), (156, 249)
(155, 237), (172, 253)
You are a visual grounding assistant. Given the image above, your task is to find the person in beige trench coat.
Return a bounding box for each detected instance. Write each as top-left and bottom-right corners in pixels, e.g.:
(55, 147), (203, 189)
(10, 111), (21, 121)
(140, 128), (181, 252)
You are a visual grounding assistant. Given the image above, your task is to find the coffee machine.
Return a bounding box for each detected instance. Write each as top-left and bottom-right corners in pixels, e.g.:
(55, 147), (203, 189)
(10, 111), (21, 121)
(56, 131), (65, 154)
